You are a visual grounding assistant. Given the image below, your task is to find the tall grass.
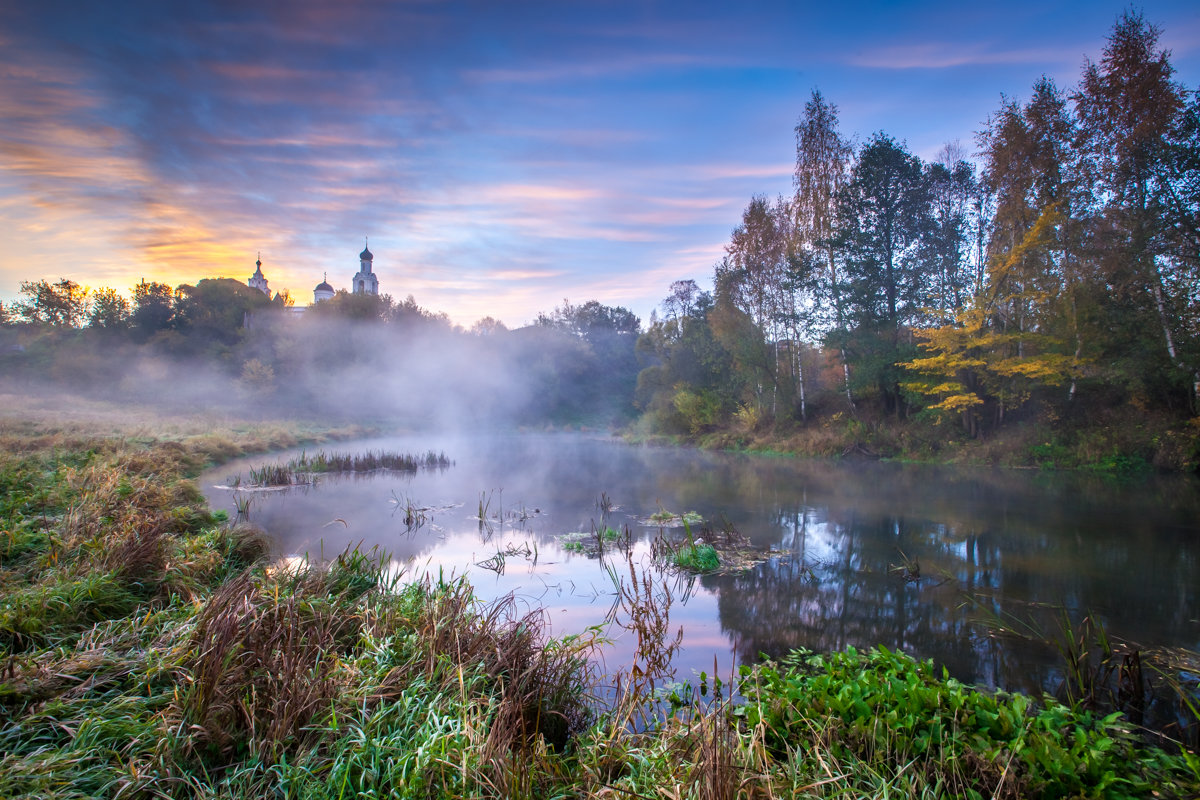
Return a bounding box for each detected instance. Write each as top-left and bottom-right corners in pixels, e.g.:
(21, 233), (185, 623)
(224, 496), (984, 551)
(245, 449), (452, 486)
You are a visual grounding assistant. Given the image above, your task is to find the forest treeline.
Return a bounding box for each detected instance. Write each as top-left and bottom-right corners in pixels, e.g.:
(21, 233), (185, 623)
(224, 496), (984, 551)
(2, 12), (1198, 469)
(637, 11), (1200, 467)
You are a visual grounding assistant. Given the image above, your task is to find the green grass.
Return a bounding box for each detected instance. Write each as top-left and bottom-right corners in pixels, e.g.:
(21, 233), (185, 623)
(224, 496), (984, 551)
(672, 543), (720, 572)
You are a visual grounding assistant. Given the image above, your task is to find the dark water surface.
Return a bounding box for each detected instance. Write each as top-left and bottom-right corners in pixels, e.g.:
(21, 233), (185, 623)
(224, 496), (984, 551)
(201, 432), (1200, 696)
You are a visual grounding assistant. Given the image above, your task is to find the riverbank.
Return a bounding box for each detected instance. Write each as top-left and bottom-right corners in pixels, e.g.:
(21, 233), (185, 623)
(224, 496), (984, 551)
(628, 405), (1200, 473)
(1, 410), (1197, 798)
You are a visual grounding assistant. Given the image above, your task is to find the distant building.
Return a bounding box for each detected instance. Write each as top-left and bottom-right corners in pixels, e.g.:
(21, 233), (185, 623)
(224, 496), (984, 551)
(313, 273), (335, 304)
(351, 240), (379, 296)
(248, 242), (384, 310)
(248, 254), (270, 296)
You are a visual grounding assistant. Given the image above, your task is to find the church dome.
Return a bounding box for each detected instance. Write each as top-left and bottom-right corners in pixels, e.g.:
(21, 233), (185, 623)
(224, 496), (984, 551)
(315, 279), (334, 292)
(359, 245), (373, 261)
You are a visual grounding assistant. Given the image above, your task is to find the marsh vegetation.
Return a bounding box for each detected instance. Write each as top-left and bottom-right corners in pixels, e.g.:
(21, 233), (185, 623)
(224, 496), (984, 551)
(0, 408), (1198, 797)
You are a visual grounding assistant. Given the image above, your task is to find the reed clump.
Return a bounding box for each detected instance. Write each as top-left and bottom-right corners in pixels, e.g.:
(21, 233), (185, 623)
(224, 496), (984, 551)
(245, 448), (453, 486)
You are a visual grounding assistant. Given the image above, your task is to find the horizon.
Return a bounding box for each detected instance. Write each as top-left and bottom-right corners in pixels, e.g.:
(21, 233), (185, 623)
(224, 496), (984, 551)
(2, 0), (1198, 328)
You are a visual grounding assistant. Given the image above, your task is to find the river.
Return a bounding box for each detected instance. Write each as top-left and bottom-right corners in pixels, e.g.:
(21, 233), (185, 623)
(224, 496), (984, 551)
(200, 431), (1200, 699)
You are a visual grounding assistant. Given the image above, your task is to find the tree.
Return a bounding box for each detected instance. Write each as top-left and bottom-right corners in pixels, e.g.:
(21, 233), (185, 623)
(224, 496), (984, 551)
(979, 78), (1087, 399)
(174, 278), (272, 346)
(837, 134), (932, 330)
(795, 89), (856, 408)
(1076, 10), (1194, 404)
(662, 279), (702, 323)
(1156, 90), (1200, 268)
(923, 154), (976, 320)
(15, 278), (89, 327)
(306, 289), (395, 323)
(131, 280), (176, 340)
(904, 208), (1075, 435)
(470, 316), (508, 336)
(833, 134), (933, 413)
(536, 299), (640, 339)
(717, 196), (795, 416)
(637, 283), (740, 433)
(532, 299), (642, 421)
(87, 287), (131, 331)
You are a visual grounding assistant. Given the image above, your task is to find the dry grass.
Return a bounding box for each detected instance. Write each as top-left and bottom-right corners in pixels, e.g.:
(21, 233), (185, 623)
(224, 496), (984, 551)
(182, 569), (363, 762)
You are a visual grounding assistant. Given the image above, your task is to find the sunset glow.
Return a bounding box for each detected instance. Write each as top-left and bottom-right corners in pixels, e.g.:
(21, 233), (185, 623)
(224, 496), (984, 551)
(2, 0), (1197, 326)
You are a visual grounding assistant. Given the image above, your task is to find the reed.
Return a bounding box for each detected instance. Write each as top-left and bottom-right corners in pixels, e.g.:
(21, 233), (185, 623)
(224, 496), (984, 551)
(243, 449), (452, 487)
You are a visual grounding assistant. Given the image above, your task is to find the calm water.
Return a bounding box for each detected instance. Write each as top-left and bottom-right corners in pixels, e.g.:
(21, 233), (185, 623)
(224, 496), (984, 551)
(201, 432), (1200, 696)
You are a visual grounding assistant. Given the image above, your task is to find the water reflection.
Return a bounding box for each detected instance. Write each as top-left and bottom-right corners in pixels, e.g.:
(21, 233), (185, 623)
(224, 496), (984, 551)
(201, 433), (1200, 695)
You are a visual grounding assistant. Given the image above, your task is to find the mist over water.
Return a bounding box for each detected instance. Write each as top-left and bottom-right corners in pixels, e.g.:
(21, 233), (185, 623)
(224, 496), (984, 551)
(2, 298), (641, 432)
(202, 432), (1200, 695)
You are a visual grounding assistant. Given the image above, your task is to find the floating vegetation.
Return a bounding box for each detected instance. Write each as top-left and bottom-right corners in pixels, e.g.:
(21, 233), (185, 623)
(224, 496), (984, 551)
(248, 462), (297, 487)
(388, 491), (451, 530)
(888, 548), (922, 583)
(672, 542), (720, 572)
(240, 449), (453, 487)
(558, 524), (630, 557)
(653, 516), (774, 575)
(642, 506), (704, 528)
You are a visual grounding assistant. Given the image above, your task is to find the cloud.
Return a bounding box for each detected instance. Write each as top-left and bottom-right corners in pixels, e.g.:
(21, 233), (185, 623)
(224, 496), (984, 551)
(462, 52), (709, 85)
(847, 41), (1084, 70)
(694, 163), (794, 181)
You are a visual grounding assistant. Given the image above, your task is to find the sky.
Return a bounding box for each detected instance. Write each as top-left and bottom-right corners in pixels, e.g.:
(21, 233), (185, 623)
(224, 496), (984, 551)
(2, 0), (1198, 328)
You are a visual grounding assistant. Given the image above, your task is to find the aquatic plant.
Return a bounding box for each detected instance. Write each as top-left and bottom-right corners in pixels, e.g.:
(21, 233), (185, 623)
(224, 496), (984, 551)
(391, 491), (427, 529)
(673, 542), (720, 572)
(737, 645), (1200, 798)
(645, 505), (704, 527)
(970, 600), (1200, 749)
(243, 449), (453, 487)
(232, 491), (253, 519)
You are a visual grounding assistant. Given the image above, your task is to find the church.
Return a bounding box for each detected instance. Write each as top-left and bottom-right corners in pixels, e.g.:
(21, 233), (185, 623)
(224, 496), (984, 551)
(246, 241), (381, 306)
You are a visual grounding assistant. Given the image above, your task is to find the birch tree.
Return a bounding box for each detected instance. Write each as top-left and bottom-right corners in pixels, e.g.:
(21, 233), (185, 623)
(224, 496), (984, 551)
(795, 89), (855, 409)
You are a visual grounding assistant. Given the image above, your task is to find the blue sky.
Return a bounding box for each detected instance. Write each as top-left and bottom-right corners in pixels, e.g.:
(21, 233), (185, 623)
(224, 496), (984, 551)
(2, 0), (1197, 327)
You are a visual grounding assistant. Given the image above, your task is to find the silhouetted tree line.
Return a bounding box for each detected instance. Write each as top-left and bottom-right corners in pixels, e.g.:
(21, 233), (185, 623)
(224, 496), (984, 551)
(0, 275), (642, 426)
(635, 12), (1200, 447)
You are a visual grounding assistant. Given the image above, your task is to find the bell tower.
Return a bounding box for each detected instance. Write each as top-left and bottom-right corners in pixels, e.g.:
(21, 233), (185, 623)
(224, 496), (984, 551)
(351, 239), (379, 296)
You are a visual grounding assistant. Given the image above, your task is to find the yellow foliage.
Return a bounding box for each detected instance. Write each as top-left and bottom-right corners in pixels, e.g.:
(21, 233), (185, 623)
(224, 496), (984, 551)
(902, 206), (1076, 427)
(930, 394), (985, 412)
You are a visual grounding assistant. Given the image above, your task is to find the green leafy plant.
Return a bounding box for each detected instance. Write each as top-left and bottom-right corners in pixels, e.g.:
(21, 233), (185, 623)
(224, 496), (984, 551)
(673, 543), (720, 572)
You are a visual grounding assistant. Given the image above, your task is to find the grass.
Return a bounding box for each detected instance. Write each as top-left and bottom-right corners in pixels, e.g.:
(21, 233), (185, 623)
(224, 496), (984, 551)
(559, 525), (630, 557)
(0, 411), (1197, 798)
(245, 449), (452, 486)
(672, 542), (720, 572)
